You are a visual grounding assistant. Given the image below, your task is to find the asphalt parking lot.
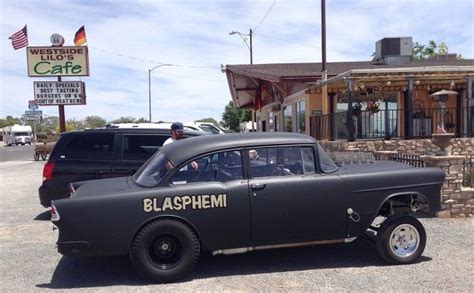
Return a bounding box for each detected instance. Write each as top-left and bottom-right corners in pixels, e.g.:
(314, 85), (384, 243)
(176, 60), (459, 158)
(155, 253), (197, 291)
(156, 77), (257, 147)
(0, 159), (473, 292)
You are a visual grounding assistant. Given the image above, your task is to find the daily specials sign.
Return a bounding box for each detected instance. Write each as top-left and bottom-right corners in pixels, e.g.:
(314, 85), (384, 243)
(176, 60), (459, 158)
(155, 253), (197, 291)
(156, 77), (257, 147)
(27, 46), (89, 77)
(33, 81), (86, 105)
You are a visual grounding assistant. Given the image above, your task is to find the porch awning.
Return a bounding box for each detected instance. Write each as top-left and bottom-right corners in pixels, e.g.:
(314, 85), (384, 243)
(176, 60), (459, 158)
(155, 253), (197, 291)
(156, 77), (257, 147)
(309, 66), (474, 92)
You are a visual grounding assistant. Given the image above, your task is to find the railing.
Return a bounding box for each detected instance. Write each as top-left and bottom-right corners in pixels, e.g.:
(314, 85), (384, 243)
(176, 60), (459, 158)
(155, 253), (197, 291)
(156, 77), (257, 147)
(310, 107), (472, 141)
(389, 153), (425, 167)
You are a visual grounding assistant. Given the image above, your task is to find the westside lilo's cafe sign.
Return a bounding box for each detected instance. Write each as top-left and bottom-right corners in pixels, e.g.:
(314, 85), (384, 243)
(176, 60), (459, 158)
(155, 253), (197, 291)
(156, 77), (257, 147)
(27, 46), (89, 77)
(7, 24), (90, 132)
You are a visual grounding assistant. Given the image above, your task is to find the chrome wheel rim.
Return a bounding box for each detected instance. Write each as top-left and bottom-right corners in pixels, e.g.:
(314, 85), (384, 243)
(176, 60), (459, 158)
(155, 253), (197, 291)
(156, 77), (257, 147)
(389, 224), (420, 258)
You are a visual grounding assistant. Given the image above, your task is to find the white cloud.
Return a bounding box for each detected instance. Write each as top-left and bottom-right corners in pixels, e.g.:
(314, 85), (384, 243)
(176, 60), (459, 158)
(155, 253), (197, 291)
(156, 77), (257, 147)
(1, 0), (473, 122)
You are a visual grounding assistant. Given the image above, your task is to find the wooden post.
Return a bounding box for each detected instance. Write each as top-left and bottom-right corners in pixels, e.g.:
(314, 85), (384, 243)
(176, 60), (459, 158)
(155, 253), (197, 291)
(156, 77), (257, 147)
(406, 77), (414, 138)
(468, 76), (473, 136)
(346, 78), (355, 142)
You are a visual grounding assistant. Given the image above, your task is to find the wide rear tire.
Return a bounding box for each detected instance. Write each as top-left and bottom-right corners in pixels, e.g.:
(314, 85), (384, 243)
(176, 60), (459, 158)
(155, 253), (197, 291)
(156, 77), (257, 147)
(376, 215), (426, 264)
(130, 219), (200, 283)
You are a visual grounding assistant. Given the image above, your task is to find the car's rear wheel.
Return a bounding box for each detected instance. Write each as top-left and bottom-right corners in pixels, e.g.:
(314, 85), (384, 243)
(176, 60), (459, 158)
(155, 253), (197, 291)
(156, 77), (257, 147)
(376, 215), (426, 264)
(130, 219), (200, 283)
(34, 152), (40, 161)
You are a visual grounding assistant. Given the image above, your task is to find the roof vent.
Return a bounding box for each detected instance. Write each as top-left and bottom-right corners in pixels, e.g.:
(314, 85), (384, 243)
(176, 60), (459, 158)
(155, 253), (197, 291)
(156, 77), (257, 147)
(373, 37), (413, 65)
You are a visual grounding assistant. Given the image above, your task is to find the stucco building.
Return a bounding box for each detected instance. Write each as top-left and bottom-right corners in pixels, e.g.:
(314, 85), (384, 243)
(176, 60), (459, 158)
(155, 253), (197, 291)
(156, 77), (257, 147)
(225, 37), (474, 141)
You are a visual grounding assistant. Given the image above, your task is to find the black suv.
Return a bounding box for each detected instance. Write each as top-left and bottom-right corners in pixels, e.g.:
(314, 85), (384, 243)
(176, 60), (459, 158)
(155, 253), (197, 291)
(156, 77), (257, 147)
(39, 128), (204, 207)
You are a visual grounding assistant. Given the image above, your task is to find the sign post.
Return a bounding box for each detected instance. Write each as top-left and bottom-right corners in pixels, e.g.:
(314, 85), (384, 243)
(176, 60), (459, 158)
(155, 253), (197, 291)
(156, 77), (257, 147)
(24, 109), (42, 141)
(26, 34), (89, 133)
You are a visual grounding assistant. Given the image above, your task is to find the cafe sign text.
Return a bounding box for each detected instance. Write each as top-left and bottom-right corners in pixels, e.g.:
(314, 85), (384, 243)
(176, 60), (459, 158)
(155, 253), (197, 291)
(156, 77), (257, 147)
(27, 46), (90, 77)
(33, 81), (86, 105)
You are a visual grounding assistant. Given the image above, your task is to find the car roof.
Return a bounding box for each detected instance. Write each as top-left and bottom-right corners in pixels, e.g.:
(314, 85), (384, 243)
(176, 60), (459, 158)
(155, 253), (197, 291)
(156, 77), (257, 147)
(60, 128), (205, 136)
(161, 132), (317, 166)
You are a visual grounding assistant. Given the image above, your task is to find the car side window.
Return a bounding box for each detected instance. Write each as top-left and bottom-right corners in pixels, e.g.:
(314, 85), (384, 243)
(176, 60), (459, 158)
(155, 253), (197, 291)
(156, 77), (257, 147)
(249, 146), (314, 178)
(301, 147), (316, 173)
(61, 133), (115, 160)
(170, 151), (243, 185)
(122, 135), (167, 161)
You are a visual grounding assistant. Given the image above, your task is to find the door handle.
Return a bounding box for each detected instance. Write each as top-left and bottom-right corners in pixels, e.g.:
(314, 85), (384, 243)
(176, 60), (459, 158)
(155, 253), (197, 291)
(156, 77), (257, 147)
(251, 183), (266, 191)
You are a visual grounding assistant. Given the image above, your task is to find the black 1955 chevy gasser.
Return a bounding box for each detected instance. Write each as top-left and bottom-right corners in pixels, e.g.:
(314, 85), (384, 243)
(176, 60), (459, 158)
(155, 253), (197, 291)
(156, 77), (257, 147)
(51, 132), (444, 282)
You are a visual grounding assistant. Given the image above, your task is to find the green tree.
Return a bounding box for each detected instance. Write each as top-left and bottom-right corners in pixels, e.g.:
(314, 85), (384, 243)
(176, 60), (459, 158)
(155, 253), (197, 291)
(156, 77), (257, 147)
(412, 40), (462, 60)
(221, 102), (244, 132)
(110, 116), (137, 124)
(136, 117), (149, 123)
(84, 115), (107, 129)
(0, 115), (22, 128)
(240, 109), (252, 122)
(57, 119), (84, 132)
(196, 117), (219, 126)
(41, 116), (59, 134)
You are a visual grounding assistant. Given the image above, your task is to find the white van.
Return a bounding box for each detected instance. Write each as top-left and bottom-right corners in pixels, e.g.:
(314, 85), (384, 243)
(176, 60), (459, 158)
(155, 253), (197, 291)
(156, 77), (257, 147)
(3, 125), (33, 146)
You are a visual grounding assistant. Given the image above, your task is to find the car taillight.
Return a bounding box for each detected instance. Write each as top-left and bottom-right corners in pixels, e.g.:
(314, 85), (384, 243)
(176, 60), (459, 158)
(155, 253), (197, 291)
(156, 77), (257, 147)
(51, 202), (60, 222)
(43, 162), (55, 181)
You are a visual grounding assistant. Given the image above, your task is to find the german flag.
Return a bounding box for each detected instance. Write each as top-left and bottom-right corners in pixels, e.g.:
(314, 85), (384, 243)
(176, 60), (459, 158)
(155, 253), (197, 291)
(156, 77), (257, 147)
(74, 26), (87, 46)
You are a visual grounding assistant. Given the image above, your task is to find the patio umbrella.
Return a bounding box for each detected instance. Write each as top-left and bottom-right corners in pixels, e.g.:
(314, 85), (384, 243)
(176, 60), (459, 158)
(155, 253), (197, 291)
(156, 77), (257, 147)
(429, 89), (458, 132)
(429, 89), (458, 98)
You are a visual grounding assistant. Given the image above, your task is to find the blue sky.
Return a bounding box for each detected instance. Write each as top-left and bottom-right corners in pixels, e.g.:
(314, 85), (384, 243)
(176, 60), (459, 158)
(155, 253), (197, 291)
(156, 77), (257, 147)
(1, 0), (473, 123)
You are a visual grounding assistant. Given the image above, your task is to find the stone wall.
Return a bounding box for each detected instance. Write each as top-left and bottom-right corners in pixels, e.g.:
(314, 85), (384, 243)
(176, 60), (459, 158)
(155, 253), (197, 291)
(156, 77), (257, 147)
(320, 138), (474, 155)
(422, 156), (474, 218)
(320, 138), (474, 218)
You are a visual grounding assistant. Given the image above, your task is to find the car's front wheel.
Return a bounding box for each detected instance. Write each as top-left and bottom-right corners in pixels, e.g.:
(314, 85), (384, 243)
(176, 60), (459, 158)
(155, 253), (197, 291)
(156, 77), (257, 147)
(376, 215), (426, 264)
(130, 219), (200, 283)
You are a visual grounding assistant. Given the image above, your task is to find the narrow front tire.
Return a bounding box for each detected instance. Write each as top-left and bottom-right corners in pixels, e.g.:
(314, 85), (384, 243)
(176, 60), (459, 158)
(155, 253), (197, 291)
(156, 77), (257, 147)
(376, 215), (426, 264)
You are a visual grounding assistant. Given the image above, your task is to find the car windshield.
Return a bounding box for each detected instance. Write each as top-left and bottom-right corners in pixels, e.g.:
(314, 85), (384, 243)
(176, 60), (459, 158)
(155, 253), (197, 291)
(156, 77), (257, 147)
(199, 124), (220, 134)
(133, 151), (171, 187)
(14, 132), (29, 136)
(317, 143), (338, 173)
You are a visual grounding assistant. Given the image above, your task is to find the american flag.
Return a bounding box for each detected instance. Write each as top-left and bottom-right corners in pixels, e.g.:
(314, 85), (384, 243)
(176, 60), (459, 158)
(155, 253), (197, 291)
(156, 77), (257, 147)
(9, 25), (28, 50)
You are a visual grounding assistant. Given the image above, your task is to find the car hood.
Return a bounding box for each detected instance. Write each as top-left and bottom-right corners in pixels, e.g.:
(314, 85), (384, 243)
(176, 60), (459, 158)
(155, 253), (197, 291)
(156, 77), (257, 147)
(71, 176), (132, 199)
(334, 161), (413, 174)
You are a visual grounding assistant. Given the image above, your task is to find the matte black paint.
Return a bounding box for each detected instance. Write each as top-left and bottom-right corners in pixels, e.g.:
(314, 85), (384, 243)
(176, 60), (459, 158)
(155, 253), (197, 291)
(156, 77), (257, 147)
(52, 133), (445, 257)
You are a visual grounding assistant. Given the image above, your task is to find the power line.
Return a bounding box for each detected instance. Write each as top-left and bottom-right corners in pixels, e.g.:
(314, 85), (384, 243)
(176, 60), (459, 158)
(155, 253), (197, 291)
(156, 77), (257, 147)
(89, 46), (221, 69)
(153, 71), (224, 83)
(89, 46), (225, 83)
(253, 0), (277, 32)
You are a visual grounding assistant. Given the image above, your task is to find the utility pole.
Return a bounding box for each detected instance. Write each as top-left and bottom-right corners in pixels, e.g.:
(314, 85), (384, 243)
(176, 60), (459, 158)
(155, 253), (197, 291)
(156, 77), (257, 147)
(321, 0), (329, 117)
(321, 0), (326, 72)
(249, 29), (253, 64)
(229, 29), (255, 130)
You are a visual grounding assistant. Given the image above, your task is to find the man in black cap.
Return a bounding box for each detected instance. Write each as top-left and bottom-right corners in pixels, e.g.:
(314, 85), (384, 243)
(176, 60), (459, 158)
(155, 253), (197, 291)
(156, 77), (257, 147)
(163, 122), (198, 169)
(163, 122), (184, 146)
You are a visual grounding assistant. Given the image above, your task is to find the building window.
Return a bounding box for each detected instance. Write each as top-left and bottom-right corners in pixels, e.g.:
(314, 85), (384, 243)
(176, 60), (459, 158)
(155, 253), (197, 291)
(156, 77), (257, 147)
(283, 105), (292, 132)
(296, 100), (306, 133)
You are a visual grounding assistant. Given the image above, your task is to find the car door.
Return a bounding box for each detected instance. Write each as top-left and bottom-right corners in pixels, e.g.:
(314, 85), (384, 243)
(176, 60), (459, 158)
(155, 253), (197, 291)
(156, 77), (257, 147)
(166, 150), (251, 250)
(116, 133), (168, 176)
(54, 133), (115, 195)
(248, 146), (346, 243)
(56, 133), (115, 179)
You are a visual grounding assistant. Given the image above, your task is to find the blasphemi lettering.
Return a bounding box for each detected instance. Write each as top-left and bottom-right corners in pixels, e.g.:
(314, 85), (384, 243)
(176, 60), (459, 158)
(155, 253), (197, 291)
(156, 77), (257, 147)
(143, 194), (227, 212)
